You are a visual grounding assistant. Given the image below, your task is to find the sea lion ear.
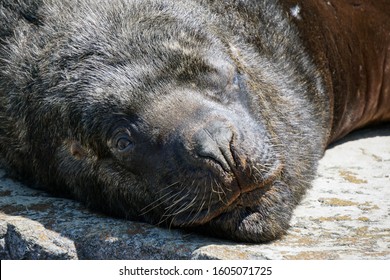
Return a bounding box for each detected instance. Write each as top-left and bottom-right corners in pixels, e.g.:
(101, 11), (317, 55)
(69, 140), (87, 160)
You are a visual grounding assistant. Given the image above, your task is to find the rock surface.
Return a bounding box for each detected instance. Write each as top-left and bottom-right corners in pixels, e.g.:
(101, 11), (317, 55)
(1, 125), (389, 259)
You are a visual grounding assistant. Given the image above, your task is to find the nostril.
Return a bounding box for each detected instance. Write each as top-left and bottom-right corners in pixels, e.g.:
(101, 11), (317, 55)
(192, 121), (235, 172)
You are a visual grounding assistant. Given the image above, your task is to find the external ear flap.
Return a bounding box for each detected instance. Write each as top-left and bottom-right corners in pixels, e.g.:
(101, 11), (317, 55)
(70, 140), (87, 160)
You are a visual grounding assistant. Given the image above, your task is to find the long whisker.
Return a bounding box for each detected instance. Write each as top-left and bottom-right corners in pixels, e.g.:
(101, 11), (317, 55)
(140, 181), (181, 215)
(140, 190), (175, 215)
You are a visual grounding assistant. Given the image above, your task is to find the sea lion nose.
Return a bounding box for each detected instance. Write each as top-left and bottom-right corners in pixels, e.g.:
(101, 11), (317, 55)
(192, 121), (235, 172)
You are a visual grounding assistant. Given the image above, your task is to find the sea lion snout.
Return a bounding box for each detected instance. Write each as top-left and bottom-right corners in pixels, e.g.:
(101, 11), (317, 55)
(192, 120), (235, 173)
(190, 119), (274, 194)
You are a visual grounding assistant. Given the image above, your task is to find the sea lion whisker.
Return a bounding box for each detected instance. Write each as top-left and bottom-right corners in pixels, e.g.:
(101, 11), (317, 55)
(208, 182), (215, 209)
(216, 181), (232, 205)
(212, 179), (225, 203)
(168, 194), (198, 217)
(162, 189), (191, 213)
(140, 190), (176, 215)
(157, 191), (188, 226)
(165, 182), (205, 220)
(160, 197), (196, 227)
(211, 178), (225, 195)
(181, 187), (208, 226)
(152, 181), (181, 195)
(188, 200), (207, 226)
(146, 185), (185, 220)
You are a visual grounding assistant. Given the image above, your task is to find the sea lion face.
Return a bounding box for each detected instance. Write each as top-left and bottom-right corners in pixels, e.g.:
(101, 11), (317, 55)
(105, 66), (282, 226)
(93, 28), (284, 241)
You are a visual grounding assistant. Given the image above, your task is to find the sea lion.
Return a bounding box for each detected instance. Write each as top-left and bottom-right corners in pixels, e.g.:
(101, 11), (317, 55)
(0, 0), (389, 243)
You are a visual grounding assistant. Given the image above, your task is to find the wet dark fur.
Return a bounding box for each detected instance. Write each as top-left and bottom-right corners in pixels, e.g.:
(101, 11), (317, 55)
(0, 0), (330, 242)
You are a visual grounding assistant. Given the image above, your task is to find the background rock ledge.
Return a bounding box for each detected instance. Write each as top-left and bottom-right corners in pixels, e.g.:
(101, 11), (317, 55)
(1, 125), (389, 260)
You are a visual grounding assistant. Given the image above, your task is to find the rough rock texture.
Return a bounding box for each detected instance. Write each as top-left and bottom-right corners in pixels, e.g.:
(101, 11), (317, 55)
(1, 125), (389, 260)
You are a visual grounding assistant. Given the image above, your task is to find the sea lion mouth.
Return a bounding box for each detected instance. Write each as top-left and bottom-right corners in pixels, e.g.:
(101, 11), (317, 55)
(159, 158), (283, 227)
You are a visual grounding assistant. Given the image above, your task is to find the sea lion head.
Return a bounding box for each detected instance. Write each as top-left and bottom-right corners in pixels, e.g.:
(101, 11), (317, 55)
(11, 1), (327, 242)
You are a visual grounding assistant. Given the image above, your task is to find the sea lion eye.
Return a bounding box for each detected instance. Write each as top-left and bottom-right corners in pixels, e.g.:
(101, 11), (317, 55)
(111, 129), (134, 153)
(116, 136), (133, 151)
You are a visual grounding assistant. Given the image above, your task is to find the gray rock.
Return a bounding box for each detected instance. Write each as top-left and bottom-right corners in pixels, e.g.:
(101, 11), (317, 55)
(0, 214), (77, 259)
(1, 125), (389, 259)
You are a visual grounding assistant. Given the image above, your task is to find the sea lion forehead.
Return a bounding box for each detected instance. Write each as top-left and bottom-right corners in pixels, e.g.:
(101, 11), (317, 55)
(91, 43), (234, 105)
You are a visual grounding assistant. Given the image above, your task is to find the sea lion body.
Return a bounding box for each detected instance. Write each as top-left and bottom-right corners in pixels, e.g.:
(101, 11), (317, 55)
(281, 0), (390, 141)
(0, 0), (389, 242)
